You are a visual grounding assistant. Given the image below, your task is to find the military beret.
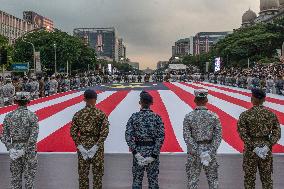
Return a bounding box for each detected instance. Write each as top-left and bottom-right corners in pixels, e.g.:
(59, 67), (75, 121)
(84, 89), (97, 100)
(140, 91), (153, 103)
(251, 88), (266, 99)
(194, 89), (208, 98)
(15, 92), (31, 101)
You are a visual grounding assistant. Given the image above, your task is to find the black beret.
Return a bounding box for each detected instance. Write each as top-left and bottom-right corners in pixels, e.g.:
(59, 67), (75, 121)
(140, 91), (153, 103)
(251, 88), (266, 99)
(84, 89), (97, 100)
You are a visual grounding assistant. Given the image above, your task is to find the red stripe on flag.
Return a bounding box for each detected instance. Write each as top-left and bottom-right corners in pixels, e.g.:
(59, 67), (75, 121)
(147, 90), (183, 152)
(180, 83), (284, 153)
(190, 82), (284, 126)
(37, 91), (129, 152)
(0, 90), (77, 115)
(200, 82), (284, 106)
(193, 83), (284, 125)
(164, 82), (244, 153)
(188, 83), (284, 153)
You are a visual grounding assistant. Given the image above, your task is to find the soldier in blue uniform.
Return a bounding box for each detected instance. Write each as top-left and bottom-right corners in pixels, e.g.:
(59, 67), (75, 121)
(125, 91), (165, 189)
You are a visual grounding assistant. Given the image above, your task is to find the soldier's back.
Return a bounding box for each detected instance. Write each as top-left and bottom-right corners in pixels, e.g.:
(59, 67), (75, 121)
(130, 110), (162, 138)
(5, 107), (37, 141)
(73, 106), (107, 148)
(184, 107), (219, 141)
(239, 106), (277, 137)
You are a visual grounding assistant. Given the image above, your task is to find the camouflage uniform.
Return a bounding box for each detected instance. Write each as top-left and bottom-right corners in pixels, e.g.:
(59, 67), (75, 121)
(49, 78), (58, 95)
(29, 80), (40, 100)
(70, 105), (109, 189)
(183, 106), (222, 189)
(1, 100), (39, 189)
(238, 105), (281, 189)
(2, 82), (15, 106)
(62, 78), (71, 92)
(75, 77), (81, 89)
(125, 108), (165, 189)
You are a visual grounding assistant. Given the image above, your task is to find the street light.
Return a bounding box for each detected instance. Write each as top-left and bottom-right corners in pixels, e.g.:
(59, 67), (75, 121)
(54, 43), (57, 74)
(22, 39), (36, 72)
(21, 27), (47, 73)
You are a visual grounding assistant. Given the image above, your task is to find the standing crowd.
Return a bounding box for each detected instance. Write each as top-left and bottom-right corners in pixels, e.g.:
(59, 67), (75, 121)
(208, 63), (284, 95)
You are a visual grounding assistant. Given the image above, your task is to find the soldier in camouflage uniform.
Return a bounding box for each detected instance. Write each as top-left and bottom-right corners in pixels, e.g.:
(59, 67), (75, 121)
(49, 75), (58, 95)
(1, 92), (39, 189)
(125, 91), (165, 189)
(237, 88), (281, 189)
(62, 75), (71, 92)
(70, 89), (109, 189)
(2, 78), (15, 106)
(29, 76), (40, 100)
(183, 89), (222, 189)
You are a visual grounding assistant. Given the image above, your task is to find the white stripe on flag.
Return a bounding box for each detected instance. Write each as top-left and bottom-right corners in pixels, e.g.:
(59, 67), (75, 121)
(195, 82), (284, 113)
(205, 82), (284, 100)
(37, 91), (114, 142)
(105, 91), (140, 153)
(158, 90), (189, 152)
(169, 83), (239, 154)
(0, 91), (84, 124)
(175, 82), (284, 147)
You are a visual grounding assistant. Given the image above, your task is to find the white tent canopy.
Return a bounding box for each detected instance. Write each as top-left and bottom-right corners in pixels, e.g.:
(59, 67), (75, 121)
(168, 64), (188, 70)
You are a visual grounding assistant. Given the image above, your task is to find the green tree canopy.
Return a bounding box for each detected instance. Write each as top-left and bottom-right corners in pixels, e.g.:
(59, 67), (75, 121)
(13, 29), (97, 74)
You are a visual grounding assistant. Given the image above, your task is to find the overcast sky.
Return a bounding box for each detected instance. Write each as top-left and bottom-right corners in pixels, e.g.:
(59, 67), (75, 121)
(1, 0), (259, 69)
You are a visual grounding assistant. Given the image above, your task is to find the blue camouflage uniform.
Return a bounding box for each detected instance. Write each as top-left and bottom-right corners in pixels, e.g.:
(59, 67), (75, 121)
(125, 108), (165, 189)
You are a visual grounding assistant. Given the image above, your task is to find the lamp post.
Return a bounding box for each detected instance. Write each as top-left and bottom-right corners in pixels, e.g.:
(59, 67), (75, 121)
(54, 43), (57, 74)
(21, 27), (48, 73)
(22, 38), (36, 72)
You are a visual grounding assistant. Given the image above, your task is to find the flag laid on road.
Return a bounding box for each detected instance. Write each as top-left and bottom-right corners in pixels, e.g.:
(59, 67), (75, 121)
(0, 82), (283, 154)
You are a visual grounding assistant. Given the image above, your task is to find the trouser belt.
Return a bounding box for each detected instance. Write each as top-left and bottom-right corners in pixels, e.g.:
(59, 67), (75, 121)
(196, 140), (212, 144)
(135, 141), (155, 146)
(250, 136), (270, 141)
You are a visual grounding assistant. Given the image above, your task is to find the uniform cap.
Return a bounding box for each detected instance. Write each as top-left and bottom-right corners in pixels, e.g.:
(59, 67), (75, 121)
(251, 88), (266, 99)
(15, 92), (31, 101)
(6, 77), (12, 82)
(140, 91), (153, 104)
(84, 89), (97, 100)
(194, 89), (208, 98)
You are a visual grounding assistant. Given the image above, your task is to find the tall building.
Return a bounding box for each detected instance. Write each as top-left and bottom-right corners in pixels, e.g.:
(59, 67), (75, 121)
(74, 27), (121, 62)
(241, 0), (284, 28)
(0, 10), (34, 44)
(118, 38), (126, 61)
(172, 37), (194, 57)
(23, 11), (54, 31)
(157, 61), (168, 69)
(193, 32), (231, 55)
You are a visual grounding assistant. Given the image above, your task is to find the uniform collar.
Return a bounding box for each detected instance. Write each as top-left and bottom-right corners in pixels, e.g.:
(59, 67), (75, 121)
(252, 105), (264, 109)
(86, 104), (96, 109)
(140, 108), (152, 112)
(195, 106), (208, 111)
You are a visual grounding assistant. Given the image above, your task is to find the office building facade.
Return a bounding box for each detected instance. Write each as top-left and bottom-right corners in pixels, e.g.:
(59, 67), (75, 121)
(23, 11), (54, 31)
(73, 27), (120, 62)
(0, 10), (34, 44)
(193, 32), (231, 55)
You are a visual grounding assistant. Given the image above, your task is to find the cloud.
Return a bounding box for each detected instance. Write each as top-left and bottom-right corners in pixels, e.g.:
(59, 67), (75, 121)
(0, 0), (259, 69)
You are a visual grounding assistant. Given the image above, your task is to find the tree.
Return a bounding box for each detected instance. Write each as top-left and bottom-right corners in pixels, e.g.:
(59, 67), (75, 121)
(182, 18), (284, 71)
(13, 29), (97, 74)
(213, 21), (284, 66)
